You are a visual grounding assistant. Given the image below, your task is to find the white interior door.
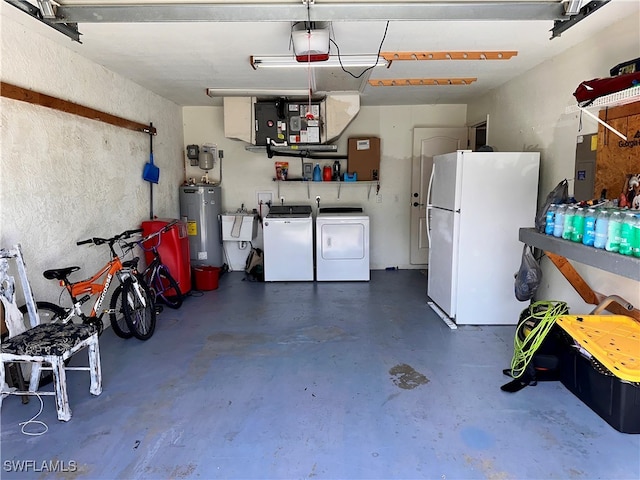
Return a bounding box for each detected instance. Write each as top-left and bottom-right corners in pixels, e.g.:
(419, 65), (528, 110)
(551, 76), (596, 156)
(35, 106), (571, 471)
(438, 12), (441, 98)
(410, 127), (468, 265)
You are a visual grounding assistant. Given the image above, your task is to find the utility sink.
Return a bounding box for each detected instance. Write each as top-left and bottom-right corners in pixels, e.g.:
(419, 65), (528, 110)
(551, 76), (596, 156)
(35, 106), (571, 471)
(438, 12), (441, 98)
(221, 213), (258, 241)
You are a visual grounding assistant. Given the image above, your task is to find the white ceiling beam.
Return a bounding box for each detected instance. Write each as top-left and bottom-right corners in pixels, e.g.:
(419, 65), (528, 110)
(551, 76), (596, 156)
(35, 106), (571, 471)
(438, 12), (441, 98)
(53, 2), (569, 23)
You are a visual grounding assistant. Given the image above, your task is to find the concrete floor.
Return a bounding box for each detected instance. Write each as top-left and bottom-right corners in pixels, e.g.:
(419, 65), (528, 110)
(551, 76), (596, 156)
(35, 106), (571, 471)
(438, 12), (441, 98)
(1, 269), (639, 479)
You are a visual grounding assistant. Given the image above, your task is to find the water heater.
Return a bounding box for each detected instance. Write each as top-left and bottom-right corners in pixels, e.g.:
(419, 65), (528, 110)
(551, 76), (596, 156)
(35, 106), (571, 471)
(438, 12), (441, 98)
(179, 185), (223, 267)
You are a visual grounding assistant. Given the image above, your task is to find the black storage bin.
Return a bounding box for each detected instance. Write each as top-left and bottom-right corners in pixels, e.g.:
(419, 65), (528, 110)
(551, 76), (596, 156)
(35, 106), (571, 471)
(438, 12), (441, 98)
(560, 347), (640, 434)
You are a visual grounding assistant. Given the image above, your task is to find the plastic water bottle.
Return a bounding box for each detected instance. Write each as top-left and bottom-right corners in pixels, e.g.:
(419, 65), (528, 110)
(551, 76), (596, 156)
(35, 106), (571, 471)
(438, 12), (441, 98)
(553, 205), (566, 238)
(544, 204), (556, 235)
(605, 210), (622, 252)
(582, 208), (596, 247)
(562, 206), (575, 240)
(618, 212), (635, 255)
(632, 214), (640, 258)
(593, 209), (609, 249)
(312, 163), (322, 182)
(570, 207), (585, 242)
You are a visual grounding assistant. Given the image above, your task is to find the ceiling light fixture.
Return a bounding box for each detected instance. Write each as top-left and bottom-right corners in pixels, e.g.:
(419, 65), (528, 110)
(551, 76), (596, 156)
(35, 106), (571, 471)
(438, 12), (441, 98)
(250, 55), (388, 70)
(368, 78), (477, 87)
(206, 88), (311, 98)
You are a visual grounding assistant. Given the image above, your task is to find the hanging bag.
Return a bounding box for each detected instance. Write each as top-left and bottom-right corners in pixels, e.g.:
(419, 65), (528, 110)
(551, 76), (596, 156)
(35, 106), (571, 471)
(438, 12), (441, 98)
(514, 245), (542, 302)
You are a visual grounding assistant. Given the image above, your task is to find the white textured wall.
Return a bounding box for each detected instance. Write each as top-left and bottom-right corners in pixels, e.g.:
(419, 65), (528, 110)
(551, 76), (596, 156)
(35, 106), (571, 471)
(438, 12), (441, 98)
(467, 12), (640, 314)
(183, 104), (467, 270)
(1, 10), (184, 305)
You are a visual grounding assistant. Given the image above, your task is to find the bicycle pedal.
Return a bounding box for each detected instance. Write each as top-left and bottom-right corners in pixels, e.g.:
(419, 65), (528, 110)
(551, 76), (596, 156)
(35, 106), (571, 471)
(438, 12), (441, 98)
(155, 305), (164, 314)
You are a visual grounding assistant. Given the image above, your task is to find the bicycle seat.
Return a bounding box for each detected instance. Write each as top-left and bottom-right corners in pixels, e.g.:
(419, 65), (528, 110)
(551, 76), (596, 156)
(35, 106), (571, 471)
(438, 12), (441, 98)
(43, 266), (81, 280)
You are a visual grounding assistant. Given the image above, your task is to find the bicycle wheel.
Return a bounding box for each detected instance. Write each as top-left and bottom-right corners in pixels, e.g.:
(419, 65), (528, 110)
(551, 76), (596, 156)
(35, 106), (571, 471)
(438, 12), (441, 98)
(122, 278), (156, 340)
(109, 284), (133, 339)
(154, 267), (183, 309)
(18, 301), (66, 326)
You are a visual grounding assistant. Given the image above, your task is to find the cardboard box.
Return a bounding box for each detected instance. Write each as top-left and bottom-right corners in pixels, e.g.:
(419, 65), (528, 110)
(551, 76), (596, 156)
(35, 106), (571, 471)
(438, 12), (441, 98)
(348, 137), (380, 181)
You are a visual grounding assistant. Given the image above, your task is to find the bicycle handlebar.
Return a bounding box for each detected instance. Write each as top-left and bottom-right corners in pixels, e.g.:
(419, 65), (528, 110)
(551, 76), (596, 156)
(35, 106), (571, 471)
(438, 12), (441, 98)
(77, 228), (145, 247)
(137, 220), (180, 247)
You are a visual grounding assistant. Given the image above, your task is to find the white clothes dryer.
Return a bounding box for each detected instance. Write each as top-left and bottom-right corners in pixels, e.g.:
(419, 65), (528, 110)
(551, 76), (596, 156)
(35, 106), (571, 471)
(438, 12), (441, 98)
(315, 207), (370, 281)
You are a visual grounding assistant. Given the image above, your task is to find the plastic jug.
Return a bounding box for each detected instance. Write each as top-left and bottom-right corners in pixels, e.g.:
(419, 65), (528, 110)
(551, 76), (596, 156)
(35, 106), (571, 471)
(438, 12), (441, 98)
(618, 212), (635, 255)
(553, 204), (566, 238)
(323, 165), (332, 181)
(582, 208), (596, 247)
(605, 210), (622, 252)
(312, 163), (322, 182)
(332, 160), (341, 181)
(570, 207), (585, 242)
(562, 206), (575, 240)
(593, 209), (609, 249)
(632, 214), (640, 258)
(544, 204), (556, 235)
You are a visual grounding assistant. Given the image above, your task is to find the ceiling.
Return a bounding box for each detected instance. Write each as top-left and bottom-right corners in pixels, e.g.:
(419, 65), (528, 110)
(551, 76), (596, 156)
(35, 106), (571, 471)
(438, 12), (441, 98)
(3, 1), (639, 107)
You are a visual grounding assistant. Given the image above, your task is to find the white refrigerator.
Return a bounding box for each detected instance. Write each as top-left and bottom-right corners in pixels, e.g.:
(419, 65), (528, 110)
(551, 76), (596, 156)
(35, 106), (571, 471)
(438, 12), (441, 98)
(426, 150), (540, 326)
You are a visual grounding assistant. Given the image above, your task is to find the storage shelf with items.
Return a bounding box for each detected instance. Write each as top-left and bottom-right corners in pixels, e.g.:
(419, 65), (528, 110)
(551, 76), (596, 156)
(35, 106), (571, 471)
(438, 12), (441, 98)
(542, 202), (640, 266)
(520, 227), (640, 281)
(272, 178), (380, 200)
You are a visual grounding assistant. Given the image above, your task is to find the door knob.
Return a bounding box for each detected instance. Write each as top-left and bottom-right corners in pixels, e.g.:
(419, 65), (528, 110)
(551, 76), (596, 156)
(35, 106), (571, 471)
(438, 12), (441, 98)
(413, 202), (424, 207)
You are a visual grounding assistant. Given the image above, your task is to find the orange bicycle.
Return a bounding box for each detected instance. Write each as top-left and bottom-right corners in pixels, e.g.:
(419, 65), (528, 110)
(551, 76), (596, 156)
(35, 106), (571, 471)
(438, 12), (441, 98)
(20, 229), (157, 341)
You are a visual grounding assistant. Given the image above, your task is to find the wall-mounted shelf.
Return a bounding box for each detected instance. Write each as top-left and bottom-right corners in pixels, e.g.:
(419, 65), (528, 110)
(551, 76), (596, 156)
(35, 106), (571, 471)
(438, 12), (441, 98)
(564, 85), (640, 141)
(565, 85), (640, 114)
(273, 179), (380, 200)
(519, 227), (640, 321)
(519, 228), (640, 281)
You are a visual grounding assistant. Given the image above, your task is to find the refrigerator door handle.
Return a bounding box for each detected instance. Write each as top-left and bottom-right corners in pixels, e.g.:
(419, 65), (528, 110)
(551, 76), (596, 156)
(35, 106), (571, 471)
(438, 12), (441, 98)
(425, 165), (436, 246)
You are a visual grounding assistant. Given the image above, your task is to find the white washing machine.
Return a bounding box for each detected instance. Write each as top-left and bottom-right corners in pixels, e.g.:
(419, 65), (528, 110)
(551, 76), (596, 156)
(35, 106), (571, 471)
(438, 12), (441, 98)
(263, 205), (314, 281)
(315, 207), (370, 281)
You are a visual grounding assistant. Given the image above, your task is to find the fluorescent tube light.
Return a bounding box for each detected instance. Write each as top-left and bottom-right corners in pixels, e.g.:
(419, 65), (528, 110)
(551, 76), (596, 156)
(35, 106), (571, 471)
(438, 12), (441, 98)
(250, 55), (388, 69)
(206, 88), (310, 98)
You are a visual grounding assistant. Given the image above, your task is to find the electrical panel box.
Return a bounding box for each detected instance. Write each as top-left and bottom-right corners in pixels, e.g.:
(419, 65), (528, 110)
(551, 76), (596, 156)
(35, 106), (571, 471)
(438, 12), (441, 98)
(286, 102), (322, 144)
(254, 102), (287, 146)
(254, 100), (323, 146)
(574, 133), (597, 201)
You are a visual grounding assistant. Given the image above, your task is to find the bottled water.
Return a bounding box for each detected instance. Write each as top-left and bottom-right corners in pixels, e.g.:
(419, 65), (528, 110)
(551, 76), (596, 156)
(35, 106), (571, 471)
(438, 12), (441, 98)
(544, 204), (556, 235)
(570, 207), (585, 242)
(582, 208), (596, 247)
(553, 205), (566, 238)
(562, 206), (575, 240)
(618, 212), (635, 256)
(632, 214), (640, 258)
(593, 209), (609, 249)
(605, 211), (622, 252)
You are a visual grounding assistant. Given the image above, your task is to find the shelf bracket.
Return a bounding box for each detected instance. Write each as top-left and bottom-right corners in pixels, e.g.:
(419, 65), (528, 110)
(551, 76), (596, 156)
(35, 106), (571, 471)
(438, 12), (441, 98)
(579, 106), (627, 141)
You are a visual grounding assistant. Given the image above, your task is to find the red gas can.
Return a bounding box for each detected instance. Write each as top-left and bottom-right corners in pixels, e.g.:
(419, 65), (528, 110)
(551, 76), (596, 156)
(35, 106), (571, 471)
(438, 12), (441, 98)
(141, 219), (192, 294)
